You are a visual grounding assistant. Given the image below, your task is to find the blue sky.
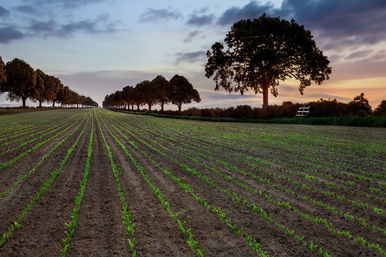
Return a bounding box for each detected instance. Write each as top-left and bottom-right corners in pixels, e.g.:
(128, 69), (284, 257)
(1, 0), (385, 109)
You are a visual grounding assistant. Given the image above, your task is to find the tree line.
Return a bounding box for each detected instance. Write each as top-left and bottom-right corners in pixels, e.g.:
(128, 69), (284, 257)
(0, 57), (98, 108)
(103, 74), (201, 111)
(167, 93), (386, 119)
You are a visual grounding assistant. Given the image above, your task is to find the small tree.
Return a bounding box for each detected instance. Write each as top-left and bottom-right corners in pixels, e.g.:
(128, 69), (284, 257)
(152, 75), (171, 111)
(205, 15), (331, 108)
(374, 100), (386, 116)
(3, 58), (36, 108)
(170, 75), (201, 111)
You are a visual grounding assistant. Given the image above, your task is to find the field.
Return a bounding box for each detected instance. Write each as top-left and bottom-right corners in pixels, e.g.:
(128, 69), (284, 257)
(0, 109), (385, 257)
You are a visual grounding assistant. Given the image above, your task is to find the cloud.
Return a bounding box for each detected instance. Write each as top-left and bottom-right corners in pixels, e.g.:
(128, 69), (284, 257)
(14, 5), (39, 15)
(0, 27), (25, 43)
(217, 1), (274, 25)
(279, 0), (386, 49)
(139, 8), (182, 23)
(186, 13), (215, 26)
(175, 51), (206, 64)
(346, 50), (372, 60)
(215, 1), (386, 50)
(0, 5), (10, 17)
(207, 93), (257, 100)
(4, 15), (117, 41)
(27, 0), (109, 9)
(183, 30), (201, 43)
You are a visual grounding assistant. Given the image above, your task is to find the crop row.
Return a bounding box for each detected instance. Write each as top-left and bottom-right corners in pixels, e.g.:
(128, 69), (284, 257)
(0, 113), (87, 172)
(0, 117), (73, 156)
(127, 116), (385, 213)
(111, 116), (384, 256)
(101, 110), (385, 256)
(0, 112), (82, 149)
(98, 117), (136, 256)
(131, 120), (385, 235)
(0, 112), (90, 247)
(100, 111), (333, 257)
(147, 117), (385, 196)
(98, 113), (205, 257)
(61, 114), (94, 256)
(0, 115), (89, 198)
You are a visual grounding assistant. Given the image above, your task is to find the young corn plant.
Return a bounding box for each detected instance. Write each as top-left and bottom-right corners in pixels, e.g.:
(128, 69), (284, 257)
(60, 119), (94, 256)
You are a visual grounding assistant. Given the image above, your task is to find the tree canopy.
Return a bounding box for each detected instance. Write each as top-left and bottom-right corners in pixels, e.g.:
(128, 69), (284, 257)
(0, 56), (98, 108)
(205, 15), (331, 108)
(170, 75), (201, 111)
(3, 58), (37, 108)
(151, 75), (171, 111)
(103, 74), (200, 112)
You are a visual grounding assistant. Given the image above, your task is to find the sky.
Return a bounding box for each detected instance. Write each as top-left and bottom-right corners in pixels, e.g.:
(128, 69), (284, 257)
(0, 0), (385, 109)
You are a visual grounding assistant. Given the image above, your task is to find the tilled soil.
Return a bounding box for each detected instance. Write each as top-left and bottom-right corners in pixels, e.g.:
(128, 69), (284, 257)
(0, 109), (385, 257)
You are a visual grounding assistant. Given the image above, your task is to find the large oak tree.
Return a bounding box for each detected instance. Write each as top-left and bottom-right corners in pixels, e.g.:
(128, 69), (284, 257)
(205, 15), (331, 108)
(3, 58), (36, 108)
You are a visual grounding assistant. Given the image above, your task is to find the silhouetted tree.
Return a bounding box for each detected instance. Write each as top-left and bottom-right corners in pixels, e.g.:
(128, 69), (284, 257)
(0, 57), (6, 93)
(3, 58), (36, 108)
(34, 69), (47, 107)
(152, 75), (171, 111)
(348, 93), (371, 116)
(123, 86), (135, 110)
(136, 80), (157, 110)
(51, 78), (64, 107)
(374, 100), (386, 116)
(205, 15), (331, 108)
(132, 83), (146, 110)
(170, 75), (201, 111)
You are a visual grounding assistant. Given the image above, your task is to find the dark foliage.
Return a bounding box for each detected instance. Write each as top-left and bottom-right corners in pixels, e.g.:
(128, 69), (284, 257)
(0, 56), (98, 108)
(205, 14), (331, 108)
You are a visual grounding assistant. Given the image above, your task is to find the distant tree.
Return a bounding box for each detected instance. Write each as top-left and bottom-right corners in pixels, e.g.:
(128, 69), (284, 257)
(34, 69), (47, 107)
(348, 92), (371, 116)
(152, 75), (171, 111)
(136, 80), (158, 111)
(51, 78), (64, 107)
(374, 100), (386, 116)
(170, 75), (201, 111)
(0, 57), (6, 93)
(123, 86), (135, 110)
(132, 83), (146, 110)
(205, 15), (331, 108)
(3, 58), (36, 108)
(83, 96), (98, 107)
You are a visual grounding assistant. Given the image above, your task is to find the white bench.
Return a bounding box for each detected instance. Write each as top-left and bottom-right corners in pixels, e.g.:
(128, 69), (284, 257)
(296, 106), (310, 117)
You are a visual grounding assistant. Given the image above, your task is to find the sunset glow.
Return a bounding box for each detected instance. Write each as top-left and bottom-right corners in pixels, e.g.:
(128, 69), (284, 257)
(1, 0), (385, 109)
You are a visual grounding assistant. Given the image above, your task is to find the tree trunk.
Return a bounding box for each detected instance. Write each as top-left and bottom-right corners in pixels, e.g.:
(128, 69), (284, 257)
(262, 85), (269, 109)
(131, 104), (134, 110)
(178, 102), (182, 112)
(22, 97), (27, 108)
(52, 101), (55, 107)
(148, 103), (151, 111)
(137, 104), (140, 111)
(39, 100), (42, 108)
